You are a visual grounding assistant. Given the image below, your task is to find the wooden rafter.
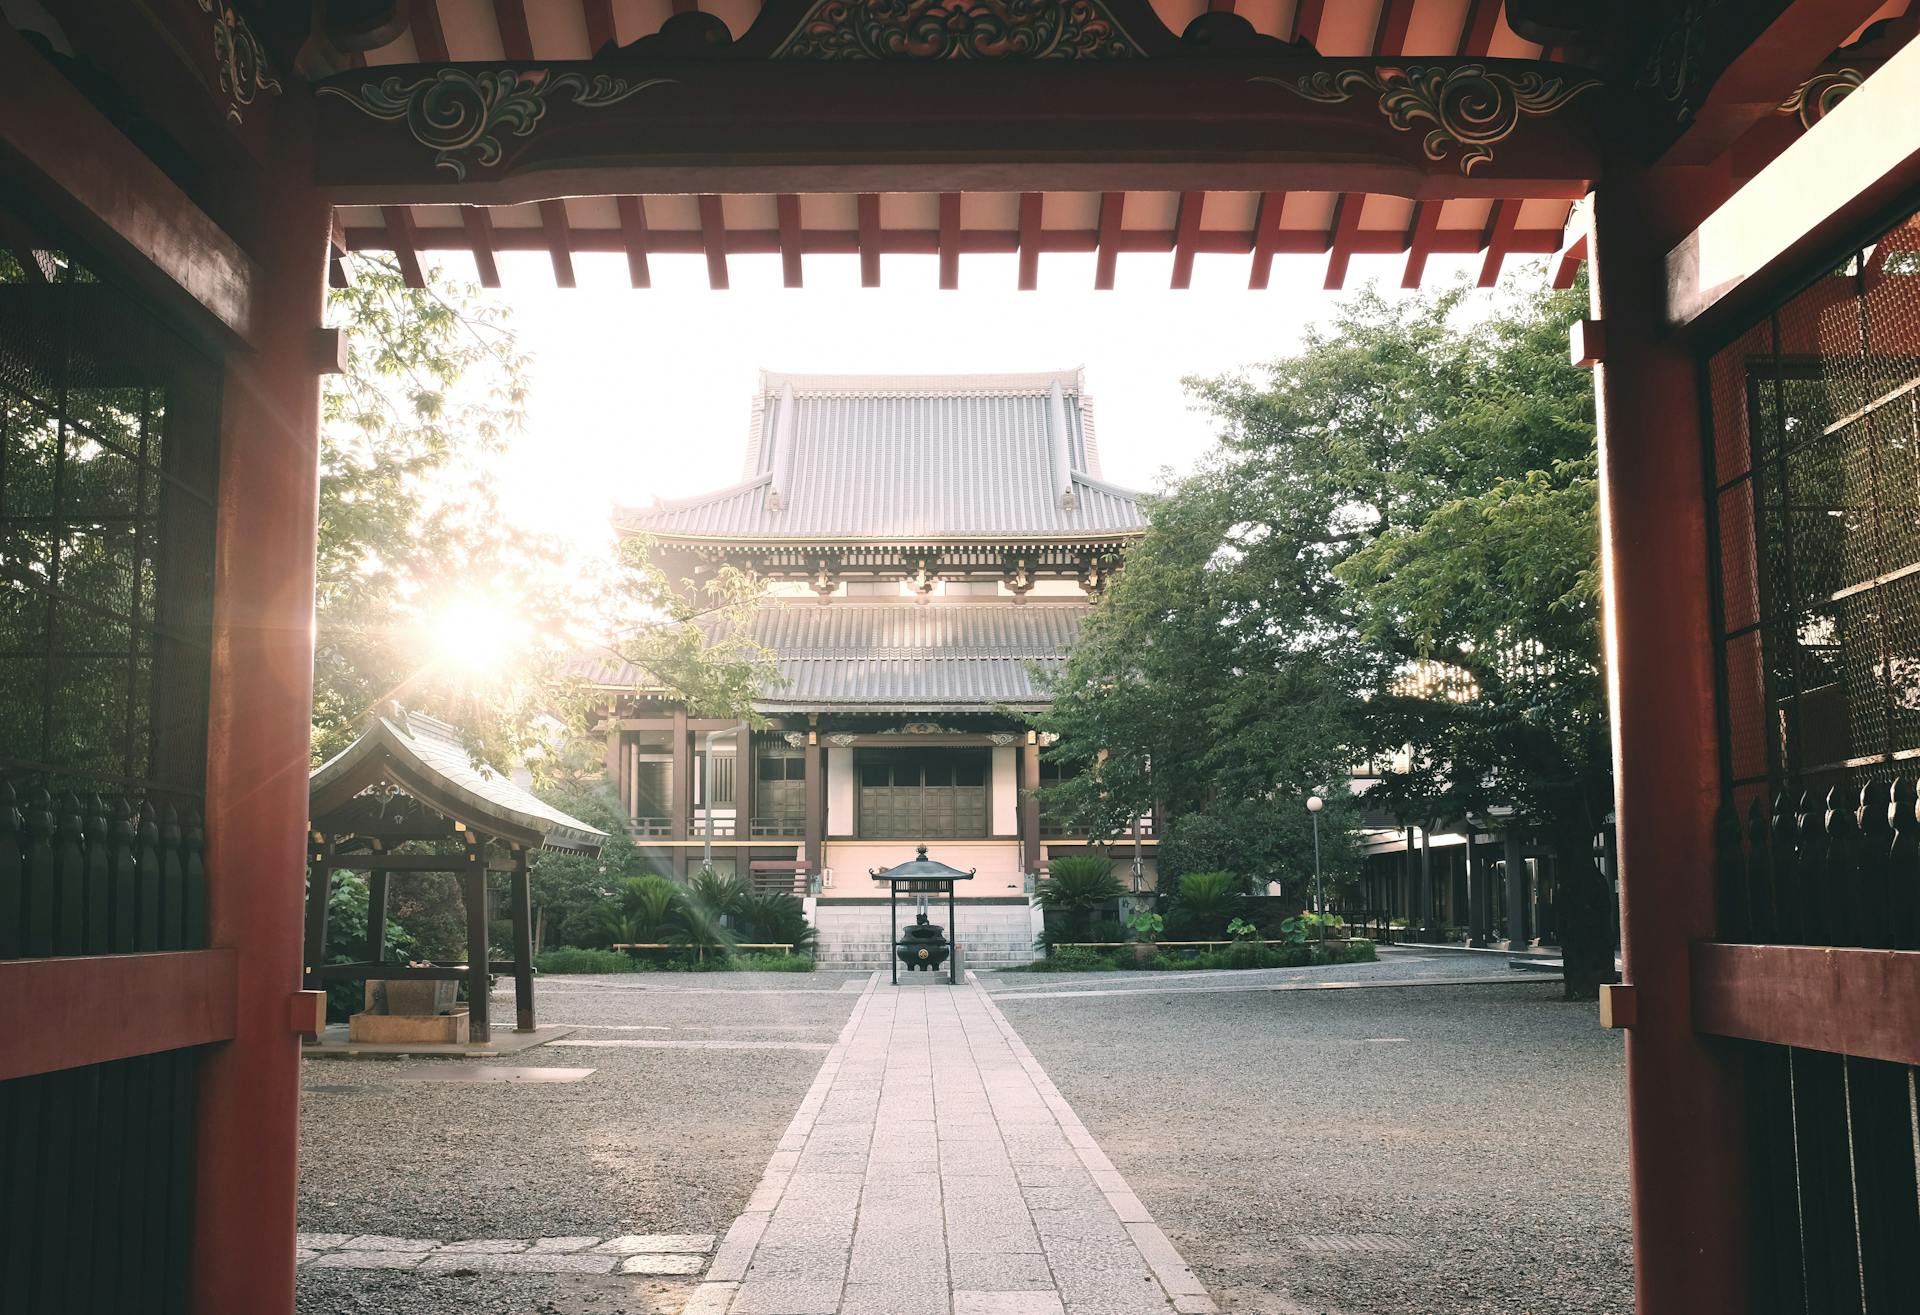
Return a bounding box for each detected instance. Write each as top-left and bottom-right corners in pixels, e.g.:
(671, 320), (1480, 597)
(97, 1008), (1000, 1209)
(938, 192), (961, 290)
(1094, 192), (1124, 291)
(1247, 190), (1287, 290)
(779, 193), (804, 288)
(858, 193), (882, 288)
(1170, 191), (1204, 289)
(1323, 195), (1362, 290)
(1017, 193), (1042, 291)
(461, 206), (502, 287)
(583, 0), (617, 52)
(698, 194), (729, 290)
(616, 195), (651, 288)
(539, 200), (576, 287)
(381, 204), (425, 286)
(1478, 201), (1520, 287)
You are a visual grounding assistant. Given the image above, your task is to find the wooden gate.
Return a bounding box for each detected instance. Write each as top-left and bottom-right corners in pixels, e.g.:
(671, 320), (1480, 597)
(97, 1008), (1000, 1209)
(0, 206), (228, 1313)
(1694, 205), (1920, 1314)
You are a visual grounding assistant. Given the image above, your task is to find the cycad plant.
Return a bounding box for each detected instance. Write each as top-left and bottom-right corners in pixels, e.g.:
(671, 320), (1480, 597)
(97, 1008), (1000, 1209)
(687, 867), (749, 923)
(592, 874), (682, 948)
(1035, 855), (1123, 943)
(739, 891), (818, 954)
(1168, 870), (1245, 939)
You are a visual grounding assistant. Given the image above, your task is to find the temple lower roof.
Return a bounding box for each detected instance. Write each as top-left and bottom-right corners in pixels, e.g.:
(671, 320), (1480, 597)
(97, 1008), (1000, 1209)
(577, 599), (1088, 712)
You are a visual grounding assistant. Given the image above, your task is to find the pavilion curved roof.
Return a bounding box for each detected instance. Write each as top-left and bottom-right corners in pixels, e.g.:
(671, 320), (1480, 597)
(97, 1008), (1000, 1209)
(310, 709), (607, 854)
(617, 369), (1147, 547)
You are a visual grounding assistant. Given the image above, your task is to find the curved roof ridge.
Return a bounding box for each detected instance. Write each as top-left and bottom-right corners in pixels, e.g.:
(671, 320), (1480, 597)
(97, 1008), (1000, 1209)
(615, 473), (773, 524)
(759, 367), (1085, 396)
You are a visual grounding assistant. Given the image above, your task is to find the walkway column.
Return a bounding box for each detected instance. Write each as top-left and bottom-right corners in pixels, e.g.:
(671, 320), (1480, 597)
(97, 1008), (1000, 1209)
(194, 126), (329, 1315)
(1591, 165), (1750, 1313)
(1019, 734), (1042, 875)
(1504, 830), (1527, 949)
(671, 707), (690, 879)
(734, 719), (753, 882)
(1465, 828), (1490, 946)
(1417, 826), (1434, 938)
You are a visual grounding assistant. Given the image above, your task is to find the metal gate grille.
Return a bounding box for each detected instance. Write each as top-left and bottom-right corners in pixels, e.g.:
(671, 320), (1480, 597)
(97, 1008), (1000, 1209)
(0, 199), (220, 1315)
(1705, 207), (1920, 1315)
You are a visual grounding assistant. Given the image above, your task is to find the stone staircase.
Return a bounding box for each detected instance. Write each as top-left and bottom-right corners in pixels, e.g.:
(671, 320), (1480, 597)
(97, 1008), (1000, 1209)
(814, 901), (1041, 971)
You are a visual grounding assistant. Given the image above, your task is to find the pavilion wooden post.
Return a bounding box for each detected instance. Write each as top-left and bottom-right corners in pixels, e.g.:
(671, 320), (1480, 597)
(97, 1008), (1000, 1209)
(193, 118), (330, 1315)
(366, 867), (389, 962)
(1591, 166), (1751, 1314)
(511, 847), (535, 1032)
(463, 840), (491, 1042)
(303, 843), (331, 1005)
(804, 735), (824, 878)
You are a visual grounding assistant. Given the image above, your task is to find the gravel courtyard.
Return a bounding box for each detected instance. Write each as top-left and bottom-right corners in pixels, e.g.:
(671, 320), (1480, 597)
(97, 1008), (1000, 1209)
(296, 971), (867, 1315)
(981, 949), (1631, 1315)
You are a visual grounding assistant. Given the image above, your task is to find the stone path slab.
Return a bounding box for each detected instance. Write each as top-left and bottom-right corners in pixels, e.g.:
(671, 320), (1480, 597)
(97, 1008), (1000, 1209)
(686, 974), (1215, 1315)
(292, 1231), (713, 1276)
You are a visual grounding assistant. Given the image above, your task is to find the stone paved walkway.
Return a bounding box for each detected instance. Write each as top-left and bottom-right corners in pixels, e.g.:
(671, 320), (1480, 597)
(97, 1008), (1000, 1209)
(689, 974), (1214, 1315)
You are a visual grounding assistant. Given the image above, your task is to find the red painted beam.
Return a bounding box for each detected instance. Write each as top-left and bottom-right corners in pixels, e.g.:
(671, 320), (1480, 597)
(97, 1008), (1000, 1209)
(491, 0), (533, 59)
(1372, 0), (1415, 57)
(1094, 191), (1124, 290)
(1294, 0), (1325, 45)
(539, 199), (576, 287)
(380, 204), (425, 286)
(779, 193), (804, 288)
(1247, 190), (1286, 289)
(616, 195), (651, 288)
(938, 192), (961, 290)
(857, 192), (882, 288)
(1460, 0), (1502, 60)
(1017, 192), (1042, 291)
(0, 949), (237, 1081)
(461, 206), (501, 287)
(1692, 942), (1920, 1066)
(1170, 191), (1204, 289)
(1324, 196), (1361, 289)
(1477, 199), (1518, 286)
(672, 0), (698, 12)
(409, 0), (449, 60)
(698, 193), (730, 290)
(1401, 200), (1440, 288)
(584, 0), (617, 53)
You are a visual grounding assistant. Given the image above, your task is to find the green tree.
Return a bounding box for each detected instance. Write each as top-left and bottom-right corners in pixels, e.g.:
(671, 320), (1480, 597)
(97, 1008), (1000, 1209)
(1037, 276), (1614, 999)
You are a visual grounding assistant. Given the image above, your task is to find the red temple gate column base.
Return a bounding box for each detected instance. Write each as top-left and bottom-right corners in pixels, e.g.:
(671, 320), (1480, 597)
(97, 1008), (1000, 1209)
(1590, 164), (1753, 1315)
(192, 127), (332, 1315)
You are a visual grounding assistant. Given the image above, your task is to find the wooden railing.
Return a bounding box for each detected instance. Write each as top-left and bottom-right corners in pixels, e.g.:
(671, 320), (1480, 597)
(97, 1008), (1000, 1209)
(1704, 785), (1920, 1311)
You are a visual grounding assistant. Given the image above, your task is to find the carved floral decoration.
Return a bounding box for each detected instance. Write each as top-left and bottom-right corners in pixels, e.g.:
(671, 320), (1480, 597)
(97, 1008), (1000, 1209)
(774, 0), (1143, 61)
(317, 68), (673, 179)
(197, 0), (282, 125)
(1257, 64), (1601, 176)
(1777, 69), (1863, 130)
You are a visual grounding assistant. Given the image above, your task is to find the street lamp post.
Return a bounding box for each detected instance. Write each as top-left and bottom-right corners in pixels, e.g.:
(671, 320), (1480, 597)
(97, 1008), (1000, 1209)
(1306, 795), (1325, 940)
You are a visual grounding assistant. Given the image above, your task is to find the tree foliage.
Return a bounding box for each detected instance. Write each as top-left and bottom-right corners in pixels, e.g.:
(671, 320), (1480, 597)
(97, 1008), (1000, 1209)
(1035, 276), (1615, 997)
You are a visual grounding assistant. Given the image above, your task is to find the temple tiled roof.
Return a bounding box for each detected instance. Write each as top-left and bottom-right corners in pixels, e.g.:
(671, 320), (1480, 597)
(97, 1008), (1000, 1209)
(618, 369), (1146, 546)
(575, 600), (1087, 711)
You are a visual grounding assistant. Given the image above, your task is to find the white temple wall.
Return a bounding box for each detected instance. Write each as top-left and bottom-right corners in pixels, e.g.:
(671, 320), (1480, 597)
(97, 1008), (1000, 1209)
(826, 745), (854, 833)
(990, 746), (1017, 834)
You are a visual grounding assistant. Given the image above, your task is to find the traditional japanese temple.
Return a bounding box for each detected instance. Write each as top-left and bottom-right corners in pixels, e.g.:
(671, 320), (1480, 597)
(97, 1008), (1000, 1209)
(8, 2), (1920, 1311)
(578, 368), (1150, 964)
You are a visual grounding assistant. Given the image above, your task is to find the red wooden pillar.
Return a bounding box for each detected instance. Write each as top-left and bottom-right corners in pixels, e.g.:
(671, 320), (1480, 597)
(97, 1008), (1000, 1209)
(1590, 165), (1751, 1314)
(193, 130), (331, 1315)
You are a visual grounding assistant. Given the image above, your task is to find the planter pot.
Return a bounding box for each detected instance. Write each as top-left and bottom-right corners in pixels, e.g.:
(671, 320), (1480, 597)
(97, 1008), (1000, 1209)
(364, 979), (458, 1016)
(1130, 943), (1158, 965)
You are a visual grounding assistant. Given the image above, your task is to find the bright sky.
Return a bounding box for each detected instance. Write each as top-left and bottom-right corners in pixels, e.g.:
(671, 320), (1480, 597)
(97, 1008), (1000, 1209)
(449, 247), (1526, 553)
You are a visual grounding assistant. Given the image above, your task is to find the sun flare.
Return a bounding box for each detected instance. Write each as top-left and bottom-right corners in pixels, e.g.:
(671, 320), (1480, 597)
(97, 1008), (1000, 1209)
(424, 594), (525, 679)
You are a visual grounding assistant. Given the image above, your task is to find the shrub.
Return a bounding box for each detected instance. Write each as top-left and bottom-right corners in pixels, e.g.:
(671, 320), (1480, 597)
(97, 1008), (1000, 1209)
(688, 867), (749, 922)
(1167, 870), (1245, 939)
(710, 951), (814, 972)
(535, 947), (640, 974)
(1030, 945), (1120, 972)
(739, 891), (819, 954)
(591, 874), (682, 947)
(1035, 856), (1125, 941)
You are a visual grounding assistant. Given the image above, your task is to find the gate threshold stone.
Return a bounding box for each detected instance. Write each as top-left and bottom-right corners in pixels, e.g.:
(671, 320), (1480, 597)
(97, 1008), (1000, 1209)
(689, 972), (1214, 1315)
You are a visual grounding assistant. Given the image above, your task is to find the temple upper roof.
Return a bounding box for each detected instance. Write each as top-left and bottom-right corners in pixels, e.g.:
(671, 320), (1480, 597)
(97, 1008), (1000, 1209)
(616, 368), (1146, 547)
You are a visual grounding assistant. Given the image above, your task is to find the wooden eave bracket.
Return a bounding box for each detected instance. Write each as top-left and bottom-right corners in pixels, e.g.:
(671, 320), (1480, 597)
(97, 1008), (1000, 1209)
(310, 327), (349, 375)
(1598, 982), (1635, 1029)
